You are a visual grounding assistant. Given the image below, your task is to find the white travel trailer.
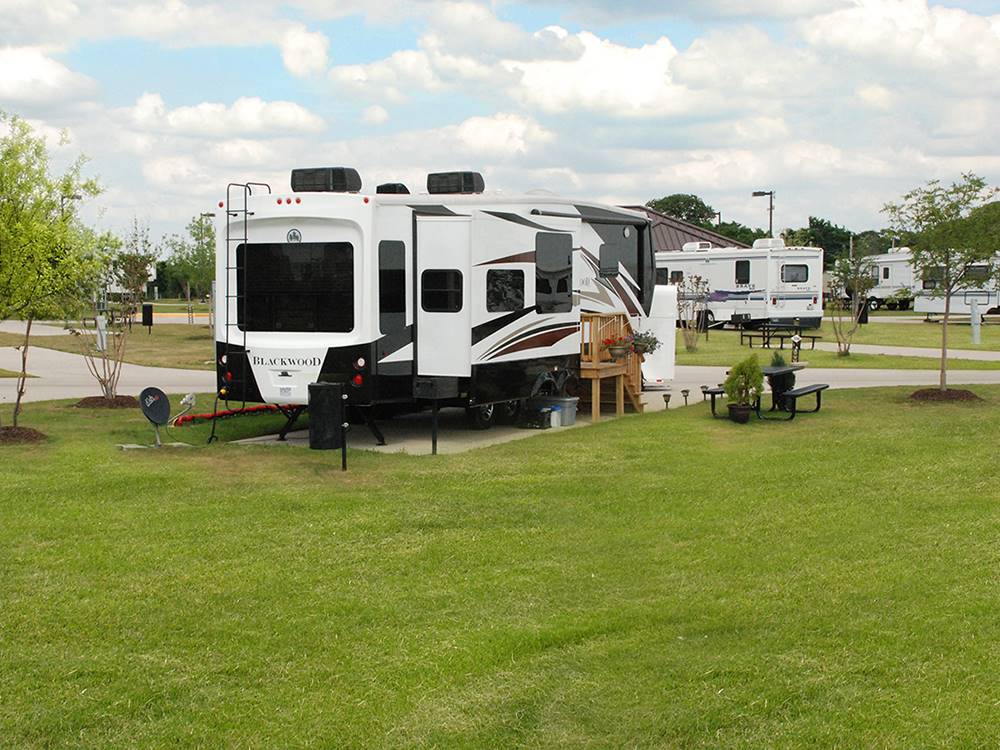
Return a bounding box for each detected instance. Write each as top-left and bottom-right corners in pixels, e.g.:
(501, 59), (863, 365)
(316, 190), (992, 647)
(655, 238), (824, 328)
(913, 256), (1000, 317)
(213, 168), (674, 429)
(865, 247), (916, 310)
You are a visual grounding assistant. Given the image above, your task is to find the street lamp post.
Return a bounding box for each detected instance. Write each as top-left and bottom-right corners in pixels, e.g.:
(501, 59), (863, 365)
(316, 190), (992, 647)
(751, 190), (774, 237)
(712, 211), (721, 228)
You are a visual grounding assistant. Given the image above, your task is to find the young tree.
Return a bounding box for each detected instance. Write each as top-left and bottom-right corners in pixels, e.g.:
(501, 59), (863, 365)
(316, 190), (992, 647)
(827, 254), (877, 356)
(883, 173), (999, 391)
(677, 274), (709, 353)
(0, 112), (102, 429)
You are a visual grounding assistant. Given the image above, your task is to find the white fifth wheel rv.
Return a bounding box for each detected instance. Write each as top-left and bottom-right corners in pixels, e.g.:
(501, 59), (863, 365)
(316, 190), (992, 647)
(655, 238), (824, 328)
(865, 247), (916, 310)
(213, 168), (674, 429)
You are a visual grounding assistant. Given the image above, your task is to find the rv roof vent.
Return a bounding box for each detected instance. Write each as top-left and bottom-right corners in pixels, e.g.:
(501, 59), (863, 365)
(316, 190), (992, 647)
(376, 182), (410, 194)
(291, 167), (362, 193)
(682, 241), (713, 252)
(427, 171), (484, 194)
(752, 237), (786, 250)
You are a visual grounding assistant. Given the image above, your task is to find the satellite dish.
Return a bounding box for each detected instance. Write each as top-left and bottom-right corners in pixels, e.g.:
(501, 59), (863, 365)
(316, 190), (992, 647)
(139, 387), (170, 425)
(139, 387), (171, 447)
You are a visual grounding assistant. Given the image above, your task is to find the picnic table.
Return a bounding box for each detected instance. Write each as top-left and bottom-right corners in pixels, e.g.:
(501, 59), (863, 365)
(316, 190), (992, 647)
(740, 323), (822, 351)
(706, 362), (830, 420)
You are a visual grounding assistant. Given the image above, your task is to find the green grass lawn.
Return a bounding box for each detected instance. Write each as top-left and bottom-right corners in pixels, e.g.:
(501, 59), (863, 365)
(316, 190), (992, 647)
(0, 324), (215, 370)
(817, 320), (1000, 351)
(2, 388), (1000, 747)
(675, 328), (1000, 369)
(152, 297), (212, 313)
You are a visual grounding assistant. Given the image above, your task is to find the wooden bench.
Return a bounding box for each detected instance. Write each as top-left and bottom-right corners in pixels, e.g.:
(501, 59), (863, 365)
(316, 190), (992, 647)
(761, 383), (829, 420)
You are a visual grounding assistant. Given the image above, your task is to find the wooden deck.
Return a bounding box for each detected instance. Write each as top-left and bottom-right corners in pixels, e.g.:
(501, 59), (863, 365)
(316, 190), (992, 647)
(579, 313), (644, 421)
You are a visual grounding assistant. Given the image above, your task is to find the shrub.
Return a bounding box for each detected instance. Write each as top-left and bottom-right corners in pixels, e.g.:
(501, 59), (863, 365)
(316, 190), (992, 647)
(724, 354), (764, 406)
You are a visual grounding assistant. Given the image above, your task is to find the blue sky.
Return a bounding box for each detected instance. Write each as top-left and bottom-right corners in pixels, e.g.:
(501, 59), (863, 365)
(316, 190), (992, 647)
(2, 0), (999, 243)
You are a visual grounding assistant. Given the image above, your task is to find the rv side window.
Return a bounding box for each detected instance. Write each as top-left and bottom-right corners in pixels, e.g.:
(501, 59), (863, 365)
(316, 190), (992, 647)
(486, 269), (524, 313)
(421, 270), (463, 313)
(669, 270), (684, 284)
(655, 268), (669, 285)
(882, 266), (889, 280)
(781, 264), (808, 283)
(378, 241), (406, 327)
(535, 232), (573, 313)
(237, 242), (353, 332)
(735, 260), (750, 285)
(965, 266), (989, 283)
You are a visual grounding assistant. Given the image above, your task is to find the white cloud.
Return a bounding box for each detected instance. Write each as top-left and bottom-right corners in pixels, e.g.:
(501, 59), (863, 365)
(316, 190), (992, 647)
(454, 112), (553, 156)
(361, 105), (390, 125)
(329, 50), (443, 102)
(0, 47), (98, 105)
(121, 93), (325, 136)
(856, 83), (894, 110)
(280, 26), (329, 78)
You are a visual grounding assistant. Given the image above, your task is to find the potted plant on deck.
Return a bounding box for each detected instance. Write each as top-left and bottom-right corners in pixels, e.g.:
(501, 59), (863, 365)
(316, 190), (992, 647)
(723, 354), (763, 423)
(632, 330), (660, 356)
(603, 334), (633, 361)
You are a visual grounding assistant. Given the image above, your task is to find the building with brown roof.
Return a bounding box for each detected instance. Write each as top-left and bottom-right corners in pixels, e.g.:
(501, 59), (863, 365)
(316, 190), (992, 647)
(623, 205), (750, 253)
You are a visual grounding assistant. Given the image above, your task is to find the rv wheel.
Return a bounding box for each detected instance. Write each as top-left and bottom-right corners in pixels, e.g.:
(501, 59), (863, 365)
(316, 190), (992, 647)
(499, 400), (522, 423)
(466, 403), (496, 430)
(868, 298), (881, 311)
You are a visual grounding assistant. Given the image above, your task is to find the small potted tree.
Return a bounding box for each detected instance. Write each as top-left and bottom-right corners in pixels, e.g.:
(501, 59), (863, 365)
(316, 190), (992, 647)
(723, 354), (763, 423)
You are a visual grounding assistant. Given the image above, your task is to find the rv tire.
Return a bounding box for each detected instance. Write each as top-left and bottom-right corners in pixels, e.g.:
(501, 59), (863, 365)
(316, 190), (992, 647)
(499, 400), (522, 423)
(466, 403), (496, 430)
(868, 298), (881, 311)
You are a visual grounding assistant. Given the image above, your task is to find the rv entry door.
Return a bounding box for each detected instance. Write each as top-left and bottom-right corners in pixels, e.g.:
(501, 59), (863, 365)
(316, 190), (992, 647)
(415, 216), (472, 377)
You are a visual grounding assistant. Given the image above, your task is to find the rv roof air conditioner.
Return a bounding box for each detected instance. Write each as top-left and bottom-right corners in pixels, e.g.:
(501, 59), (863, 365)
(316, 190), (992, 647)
(682, 241), (713, 252)
(427, 171), (485, 195)
(376, 182), (410, 194)
(291, 167), (362, 193)
(752, 238), (786, 250)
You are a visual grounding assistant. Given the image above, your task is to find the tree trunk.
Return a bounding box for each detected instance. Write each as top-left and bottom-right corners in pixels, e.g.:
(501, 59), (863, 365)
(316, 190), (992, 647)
(12, 317), (33, 427)
(940, 292), (950, 391)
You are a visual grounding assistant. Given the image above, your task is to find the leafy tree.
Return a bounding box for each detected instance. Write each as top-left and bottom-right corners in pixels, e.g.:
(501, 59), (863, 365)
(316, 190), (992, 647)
(0, 112), (102, 429)
(161, 214), (215, 300)
(646, 194), (717, 228)
(716, 221), (767, 247)
(783, 216), (852, 267)
(883, 173), (1000, 391)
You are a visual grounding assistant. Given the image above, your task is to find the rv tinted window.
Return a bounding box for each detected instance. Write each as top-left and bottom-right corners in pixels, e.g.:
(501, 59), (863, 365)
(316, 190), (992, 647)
(670, 270), (684, 284)
(781, 264), (808, 283)
(656, 268), (669, 285)
(599, 244), (619, 277)
(735, 259), (750, 285)
(378, 241), (406, 324)
(536, 232), (573, 313)
(421, 269), (463, 312)
(965, 265), (989, 283)
(922, 266), (943, 290)
(236, 242), (353, 332)
(882, 266), (889, 280)
(486, 269), (524, 312)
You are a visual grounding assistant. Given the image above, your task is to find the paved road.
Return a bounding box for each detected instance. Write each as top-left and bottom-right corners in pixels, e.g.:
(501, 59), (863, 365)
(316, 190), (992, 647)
(0, 345), (215, 404)
(0, 321), (73, 337)
(813, 341), (1000, 361)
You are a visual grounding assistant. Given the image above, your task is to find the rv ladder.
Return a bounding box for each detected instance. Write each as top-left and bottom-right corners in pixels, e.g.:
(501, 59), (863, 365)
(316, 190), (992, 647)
(221, 181), (270, 407)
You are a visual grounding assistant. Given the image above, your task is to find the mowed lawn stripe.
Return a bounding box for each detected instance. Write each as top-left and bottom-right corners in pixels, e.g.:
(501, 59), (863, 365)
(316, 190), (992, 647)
(1, 388), (999, 747)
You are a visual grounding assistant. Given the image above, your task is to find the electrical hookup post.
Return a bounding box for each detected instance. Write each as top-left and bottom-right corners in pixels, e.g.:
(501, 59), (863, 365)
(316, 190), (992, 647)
(971, 299), (981, 345)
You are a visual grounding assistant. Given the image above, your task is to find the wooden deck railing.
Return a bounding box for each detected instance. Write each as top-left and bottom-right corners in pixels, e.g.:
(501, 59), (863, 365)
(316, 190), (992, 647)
(580, 312), (644, 414)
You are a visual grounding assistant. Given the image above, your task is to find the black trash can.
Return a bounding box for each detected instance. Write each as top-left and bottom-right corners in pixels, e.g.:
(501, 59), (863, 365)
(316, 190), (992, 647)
(858, 301), (869, 325)
(308, 382), (344, 450)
